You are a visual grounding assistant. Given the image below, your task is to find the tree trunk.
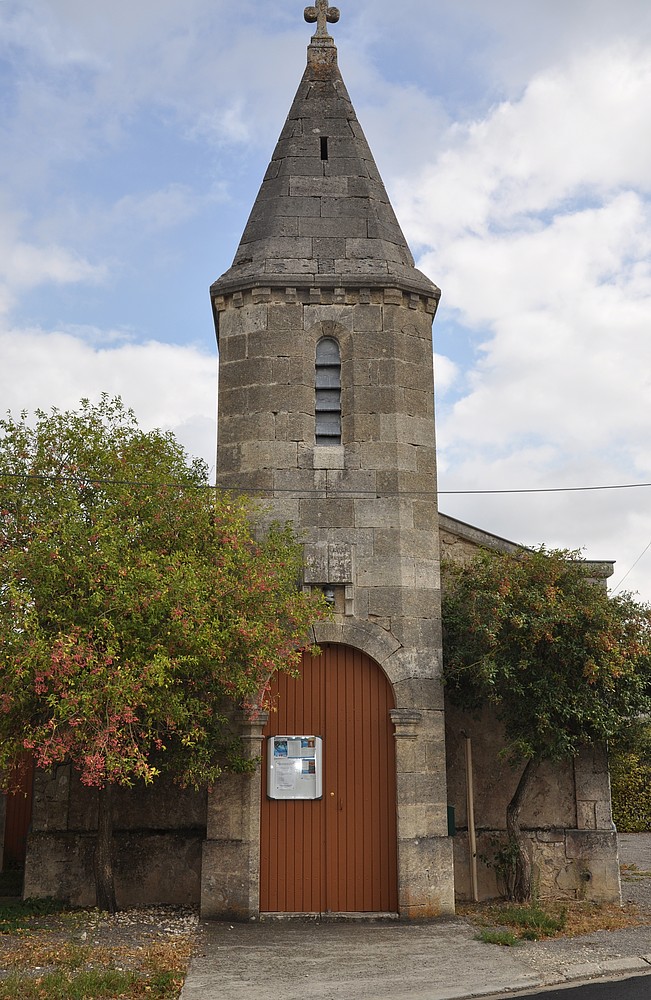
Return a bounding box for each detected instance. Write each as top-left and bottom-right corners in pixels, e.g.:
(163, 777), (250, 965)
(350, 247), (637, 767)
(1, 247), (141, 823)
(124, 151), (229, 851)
(94, 783), (117, 913)
(505, 756), (540, 903)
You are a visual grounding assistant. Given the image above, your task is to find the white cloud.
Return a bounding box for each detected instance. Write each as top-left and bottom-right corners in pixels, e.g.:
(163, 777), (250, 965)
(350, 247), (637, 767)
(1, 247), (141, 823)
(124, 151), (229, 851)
(433, 354), (459, 397)
(0, 329), (217, 472)
(397, 45), (651, 247)
(2, 242), (106, 293)
(387, 40), (651, 602)
(0, 204), (107, 315)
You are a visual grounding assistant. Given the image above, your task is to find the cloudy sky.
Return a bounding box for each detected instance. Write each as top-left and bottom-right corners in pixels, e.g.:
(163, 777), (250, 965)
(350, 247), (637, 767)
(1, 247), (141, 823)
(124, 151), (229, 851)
(2, 0), (650, 601)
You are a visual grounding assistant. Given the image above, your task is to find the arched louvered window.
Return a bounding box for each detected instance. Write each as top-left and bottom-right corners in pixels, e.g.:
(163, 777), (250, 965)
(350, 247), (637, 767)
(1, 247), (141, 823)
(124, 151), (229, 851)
(315, 337), (341, 446)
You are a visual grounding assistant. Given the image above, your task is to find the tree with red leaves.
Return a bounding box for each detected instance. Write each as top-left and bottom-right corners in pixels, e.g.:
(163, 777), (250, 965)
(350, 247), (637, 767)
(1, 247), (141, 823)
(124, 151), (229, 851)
(0, 396), (325, 911)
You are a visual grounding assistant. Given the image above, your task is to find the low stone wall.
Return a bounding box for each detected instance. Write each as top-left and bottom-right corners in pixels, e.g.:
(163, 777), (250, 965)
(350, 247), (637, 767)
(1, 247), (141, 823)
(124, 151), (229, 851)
(24, 830), (204, 908)
(453, 828), (621, 903)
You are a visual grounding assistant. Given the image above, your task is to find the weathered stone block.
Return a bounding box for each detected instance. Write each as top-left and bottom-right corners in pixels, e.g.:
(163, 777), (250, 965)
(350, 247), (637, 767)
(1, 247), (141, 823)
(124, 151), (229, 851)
(267, 303), (304, 333)
(375, 588), (438, 621)
(220, 357), (275, 390)
(255, 499), (301, 528)
(373, 528), (438, 562)
(351, 304), (383, 333)
(389, 617), (442, 651)
(241, 440), (298, 470)
(219, 304), (268, 337)
(360, 442), (419, 473)
(299, 216), (367, 238)
(397, 836), (455, 918)
(376, 470), (437, 495)
(303, 541), (329, 583)
(349, 386), (398, 414)
(304, 304), (354, 331)
(321, 195), (374, 218)
(247, 383), (312, 414)
(290, 176), (348, 197)
(347, 410), (381, 442)
(577, 800), (597, 829)
(381, 413), (436, 448)
(325, 468), (377, 495)
(266, 195), (321, 218)
(356, 558), (416, 589)
(242, 216), (299, 241)
(283, 156), (328, 177)
(287, 412), (312, 442)
(392, 677), (445, 712)
(218, 333), (247, 362)
(383, 644), (442, 683)
(415, 561), (441, 589)
(314, 237), (346, 260)
(265, 258), (318, 275)
(219, 413), (276, 448)
(216, 469), (274, 493)
(313, 446), (345, 470)
(245, 327), (300, 359)
(201, 840), (259, 921)
(299, 498), (355, 528)
(354, 497), (414, 529)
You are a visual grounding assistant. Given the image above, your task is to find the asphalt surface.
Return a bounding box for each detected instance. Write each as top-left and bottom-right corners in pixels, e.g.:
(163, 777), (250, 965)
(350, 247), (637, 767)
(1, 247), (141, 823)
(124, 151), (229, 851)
(180, 835), (651, 1000)
(501, 975), (651, 999)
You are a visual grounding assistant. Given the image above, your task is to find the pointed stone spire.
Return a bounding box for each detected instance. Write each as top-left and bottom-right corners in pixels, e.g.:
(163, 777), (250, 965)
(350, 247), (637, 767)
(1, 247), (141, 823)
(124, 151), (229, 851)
(211, 9), (439, 300)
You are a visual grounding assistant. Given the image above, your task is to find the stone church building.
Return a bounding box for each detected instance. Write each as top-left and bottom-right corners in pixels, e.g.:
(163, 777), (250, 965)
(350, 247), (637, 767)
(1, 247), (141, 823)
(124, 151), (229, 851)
(1, 7), (621, 916)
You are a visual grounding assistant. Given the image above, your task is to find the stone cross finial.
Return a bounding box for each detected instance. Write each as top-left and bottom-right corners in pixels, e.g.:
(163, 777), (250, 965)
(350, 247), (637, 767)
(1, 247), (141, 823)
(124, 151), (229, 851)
(304, 0), (340, 38)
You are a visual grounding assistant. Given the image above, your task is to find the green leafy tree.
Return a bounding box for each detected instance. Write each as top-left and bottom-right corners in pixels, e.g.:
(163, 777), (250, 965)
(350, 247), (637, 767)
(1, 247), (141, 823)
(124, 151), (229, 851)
(610, 720), (651, 832)
(442, 546), (651, 902)
(0, 397), (326, 912)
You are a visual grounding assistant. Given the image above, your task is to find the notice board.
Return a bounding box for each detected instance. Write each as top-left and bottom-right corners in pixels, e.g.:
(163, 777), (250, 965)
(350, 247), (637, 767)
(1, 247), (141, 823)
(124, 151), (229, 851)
(267, 735), (323, 800)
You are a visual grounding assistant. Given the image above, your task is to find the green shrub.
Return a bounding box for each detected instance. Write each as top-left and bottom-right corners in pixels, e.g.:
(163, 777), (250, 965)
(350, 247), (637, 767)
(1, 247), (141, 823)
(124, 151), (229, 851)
(610, 725), (651, 832)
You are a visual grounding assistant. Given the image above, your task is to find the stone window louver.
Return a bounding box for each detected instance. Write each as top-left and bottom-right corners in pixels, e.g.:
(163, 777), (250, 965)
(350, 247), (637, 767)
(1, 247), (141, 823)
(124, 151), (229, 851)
(315, 337), (341, 446)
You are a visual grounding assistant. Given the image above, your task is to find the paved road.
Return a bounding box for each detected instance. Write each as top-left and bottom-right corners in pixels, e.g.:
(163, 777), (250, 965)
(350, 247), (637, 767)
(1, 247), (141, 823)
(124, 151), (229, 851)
(502, 974), (650, 999)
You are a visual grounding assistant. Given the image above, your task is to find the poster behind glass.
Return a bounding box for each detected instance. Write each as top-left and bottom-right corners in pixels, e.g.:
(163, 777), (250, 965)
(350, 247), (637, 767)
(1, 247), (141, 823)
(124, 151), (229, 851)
(267, 735), (323, 799)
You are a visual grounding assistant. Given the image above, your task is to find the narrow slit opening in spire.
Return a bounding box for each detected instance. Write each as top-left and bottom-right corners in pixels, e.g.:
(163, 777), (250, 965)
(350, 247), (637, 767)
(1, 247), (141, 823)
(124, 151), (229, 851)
(320, 136), (329, 160)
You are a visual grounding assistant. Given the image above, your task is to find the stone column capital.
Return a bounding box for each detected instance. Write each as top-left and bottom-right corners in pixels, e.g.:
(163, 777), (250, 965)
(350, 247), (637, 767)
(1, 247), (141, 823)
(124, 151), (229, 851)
(390, 709), (423, 739)
(237, 711), (270, 755)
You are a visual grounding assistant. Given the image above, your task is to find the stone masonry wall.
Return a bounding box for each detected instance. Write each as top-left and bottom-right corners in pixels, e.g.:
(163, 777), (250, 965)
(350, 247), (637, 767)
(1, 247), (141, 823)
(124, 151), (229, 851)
(23, 768), (206, 907)
(209, 283), (455, 918)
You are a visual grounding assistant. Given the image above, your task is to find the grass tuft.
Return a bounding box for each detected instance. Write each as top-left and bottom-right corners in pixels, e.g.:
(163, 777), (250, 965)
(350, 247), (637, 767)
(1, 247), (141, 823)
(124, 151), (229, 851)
(0, 898), (67, 934)
(477, 928), (520, 946)
(461, 897), (650, 943)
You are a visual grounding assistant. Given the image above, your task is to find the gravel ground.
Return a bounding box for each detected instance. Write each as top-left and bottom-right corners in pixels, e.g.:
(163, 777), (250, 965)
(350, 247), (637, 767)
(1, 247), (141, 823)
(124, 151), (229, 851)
(0, 903), (200, 984)
(619, 832), (651, 911)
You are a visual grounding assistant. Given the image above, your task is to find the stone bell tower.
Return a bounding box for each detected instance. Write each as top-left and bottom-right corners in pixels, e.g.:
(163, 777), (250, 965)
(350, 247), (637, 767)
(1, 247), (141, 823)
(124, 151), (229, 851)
(204, 3), (455, 919)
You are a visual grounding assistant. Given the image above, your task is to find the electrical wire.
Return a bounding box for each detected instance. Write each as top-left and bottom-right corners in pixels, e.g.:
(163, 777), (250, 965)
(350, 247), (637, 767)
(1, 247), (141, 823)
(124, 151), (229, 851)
(611, 539), (651, 595)
(2, 472), (651, 496)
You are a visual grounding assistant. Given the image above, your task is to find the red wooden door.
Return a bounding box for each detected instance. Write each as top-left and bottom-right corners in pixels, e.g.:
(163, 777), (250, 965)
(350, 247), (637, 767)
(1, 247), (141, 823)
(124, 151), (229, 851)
(260, 644), (398, 913)
(3, 755), (34, 869)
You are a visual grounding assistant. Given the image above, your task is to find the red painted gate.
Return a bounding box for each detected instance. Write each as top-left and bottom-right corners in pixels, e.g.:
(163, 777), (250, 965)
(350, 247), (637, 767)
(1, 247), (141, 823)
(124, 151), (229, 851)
(260, 644), (398, 913)
(3, 755), (34, 868)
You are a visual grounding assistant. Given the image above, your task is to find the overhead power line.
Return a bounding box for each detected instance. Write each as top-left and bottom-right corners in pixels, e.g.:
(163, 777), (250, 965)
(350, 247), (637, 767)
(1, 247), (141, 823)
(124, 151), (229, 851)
(439, 482), (651, 495)
(2, 472), (651, 495)
(611, 539), (651, 595)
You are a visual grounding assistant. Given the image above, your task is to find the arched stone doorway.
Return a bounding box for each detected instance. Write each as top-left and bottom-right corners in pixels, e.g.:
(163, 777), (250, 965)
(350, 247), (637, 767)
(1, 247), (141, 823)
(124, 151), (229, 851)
(260, 643), (398, 913)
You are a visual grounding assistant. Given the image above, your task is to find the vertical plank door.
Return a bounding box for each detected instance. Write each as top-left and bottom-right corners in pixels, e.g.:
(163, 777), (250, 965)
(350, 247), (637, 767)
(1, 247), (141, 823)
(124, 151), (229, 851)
(260, 644), (397, 913)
